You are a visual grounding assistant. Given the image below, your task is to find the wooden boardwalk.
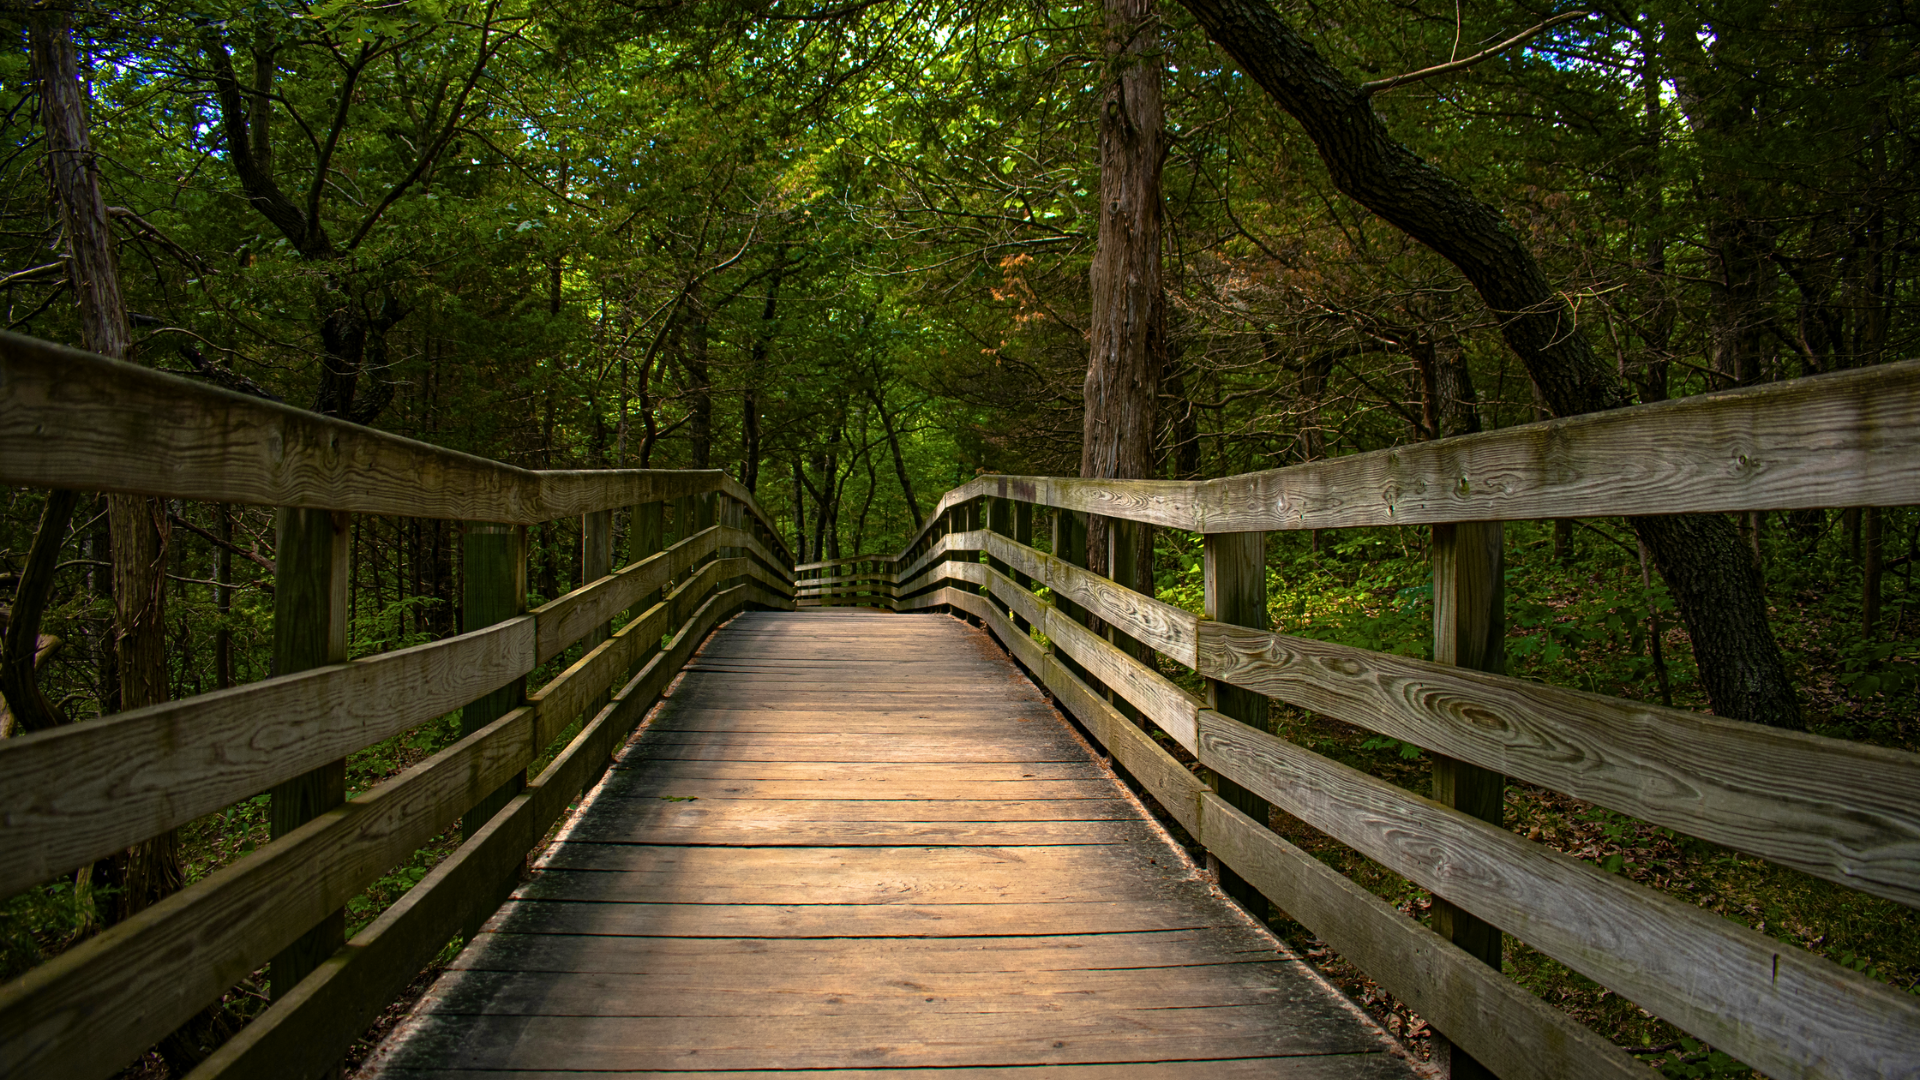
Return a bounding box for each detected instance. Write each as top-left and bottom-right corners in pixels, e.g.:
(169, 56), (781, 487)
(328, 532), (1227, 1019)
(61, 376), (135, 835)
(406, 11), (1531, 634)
(368, 609), (1419, 1078)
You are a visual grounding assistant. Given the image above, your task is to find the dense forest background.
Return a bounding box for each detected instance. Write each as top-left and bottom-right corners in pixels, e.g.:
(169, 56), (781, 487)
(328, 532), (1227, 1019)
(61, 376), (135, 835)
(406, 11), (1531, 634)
(1, 0), (1916, 1075)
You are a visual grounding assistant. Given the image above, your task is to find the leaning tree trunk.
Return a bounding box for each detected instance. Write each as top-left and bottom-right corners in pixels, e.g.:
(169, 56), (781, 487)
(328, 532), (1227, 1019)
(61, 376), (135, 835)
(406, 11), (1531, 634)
(30, 10), (184, 918)
(1176, 0), (1801, 728)
(1083, 0), (1167, 593)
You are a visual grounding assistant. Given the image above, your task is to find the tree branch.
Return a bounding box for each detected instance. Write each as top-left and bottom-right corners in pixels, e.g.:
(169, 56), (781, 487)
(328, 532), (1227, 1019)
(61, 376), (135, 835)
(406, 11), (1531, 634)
(1360, 10), (1592, 95)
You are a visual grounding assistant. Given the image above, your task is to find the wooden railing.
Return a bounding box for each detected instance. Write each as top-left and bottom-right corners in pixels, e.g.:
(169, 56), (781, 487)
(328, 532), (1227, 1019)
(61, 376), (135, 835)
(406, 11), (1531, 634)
(835, 359), (1920, 1080)
(0, 332), (797, 1079)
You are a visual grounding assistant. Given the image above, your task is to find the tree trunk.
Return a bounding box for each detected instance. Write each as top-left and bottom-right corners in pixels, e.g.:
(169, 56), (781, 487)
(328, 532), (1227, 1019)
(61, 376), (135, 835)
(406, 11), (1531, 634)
(33, 7), (186, 921)
(683, 281), (713, 468)
(1177, 0), (1801, 728)
(867, 383), (924, 524)
(1083, 0), (1167, 590)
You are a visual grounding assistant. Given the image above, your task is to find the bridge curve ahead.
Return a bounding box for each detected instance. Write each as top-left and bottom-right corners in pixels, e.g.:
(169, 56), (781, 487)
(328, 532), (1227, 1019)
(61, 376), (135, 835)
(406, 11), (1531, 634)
(367, 609), (1416, 1078)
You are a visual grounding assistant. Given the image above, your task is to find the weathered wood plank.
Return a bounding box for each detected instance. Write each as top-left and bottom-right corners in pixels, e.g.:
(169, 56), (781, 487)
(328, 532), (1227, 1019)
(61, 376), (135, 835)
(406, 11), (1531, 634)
(449, 928), (1294, 975)
(368, 1059), (1411, 1080)
(972, 531), (1197, 667)
(1197, 793), (1652, 1080)
(375, 1005), (1386, 1072)
(0, 616), (534, 897)
(1193, 620), (1920, 909)
(0, 333), (800, 544)
(530, 558), (745, 747)
(569, 816), (1150, 848)
(420, 955), (1302, 1009)
(532, 527), (719, 664)
(1027, 588), (1200, 751)
(187, 583), (754, 1080)
(0, 704), (536, 1080)
(1202, 528), (1271, 916)
(1036, 654), (1208, 840)
(793, 554), (900, 573)
(1193, 710), (1920, 1080)
(899, 358), (1920, 540)
(571, 797), (1139, 823)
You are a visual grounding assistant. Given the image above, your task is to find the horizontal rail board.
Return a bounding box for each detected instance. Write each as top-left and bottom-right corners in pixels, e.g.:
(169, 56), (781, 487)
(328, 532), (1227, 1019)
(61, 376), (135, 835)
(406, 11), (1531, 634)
(793, 554), (899, 573)
(1193, 711), (1920, 1080)
(531, 558), (762, 748)
(0, 702), (535, 1079)
(0, 617), (535, 896)
(185, 582), (757, 1080)
(974, 530), (1198, 668)
(0, 332), (793, 554)
(899, 358), (1920, 540)
(1198, 795), (1652, 1080)
(944, 588), (1650, 1080)
(534, 527), (720, 663)
(1196, 621), (1920, 909)
(0, 561), (757, 1079)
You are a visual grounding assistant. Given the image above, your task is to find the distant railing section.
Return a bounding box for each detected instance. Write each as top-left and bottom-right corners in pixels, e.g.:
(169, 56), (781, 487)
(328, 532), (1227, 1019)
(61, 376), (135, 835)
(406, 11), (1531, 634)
(0, 331), (797, 1080)
(837, 359), (1920, 1080)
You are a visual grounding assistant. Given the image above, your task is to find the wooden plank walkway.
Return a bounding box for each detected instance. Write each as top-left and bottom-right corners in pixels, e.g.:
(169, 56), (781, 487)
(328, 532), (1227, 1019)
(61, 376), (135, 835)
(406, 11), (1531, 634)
(367, 609), (1420, 1078)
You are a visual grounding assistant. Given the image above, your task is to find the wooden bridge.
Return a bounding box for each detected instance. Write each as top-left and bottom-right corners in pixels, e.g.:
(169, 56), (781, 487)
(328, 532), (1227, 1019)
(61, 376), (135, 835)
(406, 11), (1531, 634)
(2, 328), (1919, 1080)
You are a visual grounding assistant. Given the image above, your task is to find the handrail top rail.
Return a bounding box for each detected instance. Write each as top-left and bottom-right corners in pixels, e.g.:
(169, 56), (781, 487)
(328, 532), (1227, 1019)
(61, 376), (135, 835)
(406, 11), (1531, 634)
(896, 356), (1920, 552)
(794, 553), (900, 572)
(0, 330), (792, 562)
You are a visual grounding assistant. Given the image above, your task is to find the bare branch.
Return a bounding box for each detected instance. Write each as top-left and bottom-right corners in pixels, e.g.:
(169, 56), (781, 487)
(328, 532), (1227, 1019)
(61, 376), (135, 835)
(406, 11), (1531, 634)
(1360, 10), (1592, 95)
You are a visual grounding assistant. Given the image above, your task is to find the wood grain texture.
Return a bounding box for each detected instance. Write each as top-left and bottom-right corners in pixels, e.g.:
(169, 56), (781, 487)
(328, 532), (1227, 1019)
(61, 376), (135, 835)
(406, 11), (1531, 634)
(186, 582), (752, 1080)
(1194, 620), (1920, 909)
(793, 554), (900, 573)
(964, 571), (1645, 1080)
(529, 558), (748, 747)
(893, 359), (1920, 543)
(0, 703), (537, 1080)
(1192, 710), (1920, 1080)
(0, 616), (534, 897)
(368, 609), (1409, 1079)
(533, 527), (719, 663)
(974, 530), (1197, 667)
(1197, 793), (1652, 1080)
(367, 1061), (1411, 1080)
(0, 332), (793, 531)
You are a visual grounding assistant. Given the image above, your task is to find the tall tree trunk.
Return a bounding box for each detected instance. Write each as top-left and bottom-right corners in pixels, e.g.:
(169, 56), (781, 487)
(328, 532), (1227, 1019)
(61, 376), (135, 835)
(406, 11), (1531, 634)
(791, 457), (809, 564)
(867, 383), (923, 524)
(1083, 0), (1167, 590)
(684, 281), (712, 468)
(1176, 0), (1801, 728)
(33, 6), (186, 924)
(742, 249), (787, 493)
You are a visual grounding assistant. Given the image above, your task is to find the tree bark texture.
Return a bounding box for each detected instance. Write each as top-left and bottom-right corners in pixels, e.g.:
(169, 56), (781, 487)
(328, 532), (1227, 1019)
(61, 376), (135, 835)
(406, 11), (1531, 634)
(1084, 0), (1167, 590)
(33, 9), (186, 917)
(1176, 0), (1802, 727)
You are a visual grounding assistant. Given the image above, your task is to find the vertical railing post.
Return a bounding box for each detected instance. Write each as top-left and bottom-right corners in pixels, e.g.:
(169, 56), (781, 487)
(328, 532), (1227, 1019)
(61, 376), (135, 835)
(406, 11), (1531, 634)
(1107, 518), (1152, 721)
(268, 507), (349, 1000)
(628, 501), (664, 676)
(1010, 500), (1034, 633)
(1051, 509), (1090, 684)
(460, 521), (528, 841)
(986, 496), (1013, 618)
(582, 508), (613, 712)
(963, 497), (983, 624)
(1431, 521), (1507, 1080)
(719, 493), (743, 597)
(1204, 529), (1270, 917)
